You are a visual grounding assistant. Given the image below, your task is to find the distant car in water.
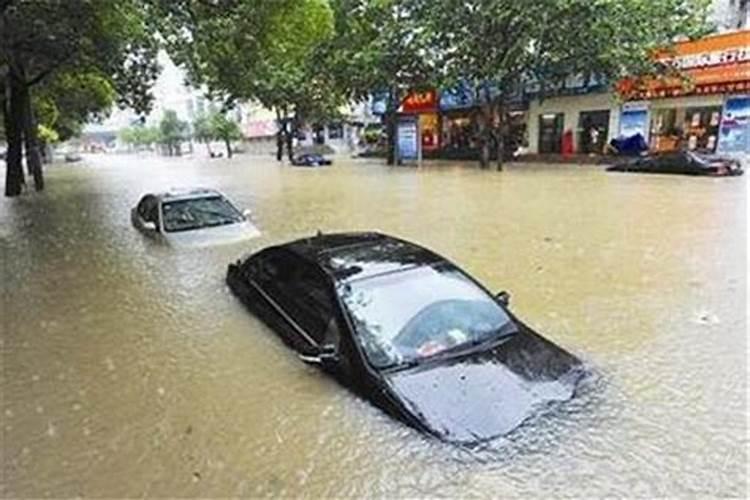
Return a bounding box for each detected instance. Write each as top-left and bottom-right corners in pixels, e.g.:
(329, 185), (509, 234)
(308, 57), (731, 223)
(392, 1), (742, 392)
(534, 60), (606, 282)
(291, 153), (332, 167)
(131, 188), (260, 247)
(64, 152), (82, 163)
(226, 232), (585, 444)
(607, 150), (743, 177)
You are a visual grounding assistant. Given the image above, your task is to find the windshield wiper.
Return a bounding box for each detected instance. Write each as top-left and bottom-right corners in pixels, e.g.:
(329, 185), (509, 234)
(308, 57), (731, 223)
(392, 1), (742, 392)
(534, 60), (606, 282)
(380, 358), (423, 372)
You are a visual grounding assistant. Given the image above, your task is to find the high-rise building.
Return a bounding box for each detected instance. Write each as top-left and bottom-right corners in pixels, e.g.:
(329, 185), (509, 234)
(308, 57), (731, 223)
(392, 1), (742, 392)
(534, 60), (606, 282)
(711, 0), (749, 31)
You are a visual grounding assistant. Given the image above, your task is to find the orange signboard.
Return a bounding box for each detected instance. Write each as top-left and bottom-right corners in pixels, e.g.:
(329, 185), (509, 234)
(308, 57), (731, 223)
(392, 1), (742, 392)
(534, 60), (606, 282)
(619, 30), (750, 99)
(401, 90), (438, 113)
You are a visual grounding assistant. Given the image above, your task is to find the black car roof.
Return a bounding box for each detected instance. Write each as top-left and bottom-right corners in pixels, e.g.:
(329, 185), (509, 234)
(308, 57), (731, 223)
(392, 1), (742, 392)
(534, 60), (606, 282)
(282, 232), (444, 282)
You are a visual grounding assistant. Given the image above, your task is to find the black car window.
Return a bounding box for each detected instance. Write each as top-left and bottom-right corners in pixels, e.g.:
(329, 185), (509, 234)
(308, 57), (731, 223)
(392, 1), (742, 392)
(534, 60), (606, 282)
(256, 250), (335, 345)
(161, 196), (243, 233)
(339, 262), (517, 369)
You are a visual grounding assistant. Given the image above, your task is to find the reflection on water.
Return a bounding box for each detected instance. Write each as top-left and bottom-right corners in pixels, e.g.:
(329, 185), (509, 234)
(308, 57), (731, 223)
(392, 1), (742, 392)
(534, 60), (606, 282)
(1, 155), (746, 497)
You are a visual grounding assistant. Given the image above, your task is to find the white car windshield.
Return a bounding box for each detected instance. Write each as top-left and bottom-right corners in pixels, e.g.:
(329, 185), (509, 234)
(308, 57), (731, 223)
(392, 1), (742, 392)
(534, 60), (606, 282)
(339, 263), (517, 369)
(162, 196), (244, 233)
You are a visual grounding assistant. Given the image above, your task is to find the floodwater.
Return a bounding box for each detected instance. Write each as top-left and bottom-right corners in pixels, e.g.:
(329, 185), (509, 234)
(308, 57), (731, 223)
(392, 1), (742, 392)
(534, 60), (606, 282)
(1, 154), (746, 497)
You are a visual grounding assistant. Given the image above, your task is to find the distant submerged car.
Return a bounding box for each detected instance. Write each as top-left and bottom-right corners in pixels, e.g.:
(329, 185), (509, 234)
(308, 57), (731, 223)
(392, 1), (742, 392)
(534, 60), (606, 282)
(131, 188), (260, 247)
(291, 153), (332, 167)
(64, 152), (82, 163)
(226, 232), (585, 444)
(607, 150), (743, 177)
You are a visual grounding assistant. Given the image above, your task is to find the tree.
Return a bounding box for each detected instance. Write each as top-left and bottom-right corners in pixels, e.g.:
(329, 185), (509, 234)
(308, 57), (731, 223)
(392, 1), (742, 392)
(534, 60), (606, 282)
(418, 0), (713, 169)
(35, 71), (116, 144)
(119, 125), (159, 151)
(191, 113), (214, 156)
(209, 112), (241, 158)
(156, 0), (342, 162)
(324, 0), (435, 165)
(1, 0), (160, 196)
(158, 110), (188, 156)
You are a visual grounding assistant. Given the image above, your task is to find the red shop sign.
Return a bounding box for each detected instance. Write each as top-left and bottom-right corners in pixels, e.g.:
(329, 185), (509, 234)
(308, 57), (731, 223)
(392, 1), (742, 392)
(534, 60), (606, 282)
(401, 89), (438, 113)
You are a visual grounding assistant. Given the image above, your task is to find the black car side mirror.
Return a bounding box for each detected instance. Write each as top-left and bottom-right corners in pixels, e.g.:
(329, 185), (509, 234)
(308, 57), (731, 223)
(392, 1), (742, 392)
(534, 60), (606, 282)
(495, 290), (511, 306)
(299, 344), (339, 365)
(319, 344), (339, 363)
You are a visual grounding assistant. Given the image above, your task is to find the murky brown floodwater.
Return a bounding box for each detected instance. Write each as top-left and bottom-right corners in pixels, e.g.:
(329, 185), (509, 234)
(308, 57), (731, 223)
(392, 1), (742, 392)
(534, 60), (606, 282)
(1, 154), (746, 497)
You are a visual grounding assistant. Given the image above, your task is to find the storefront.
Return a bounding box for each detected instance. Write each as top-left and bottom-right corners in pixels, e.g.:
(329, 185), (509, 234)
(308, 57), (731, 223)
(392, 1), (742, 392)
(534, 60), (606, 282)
(526, 90), (620, 155)
(618, 30), (750, 155)
(400, 90), (440, 152)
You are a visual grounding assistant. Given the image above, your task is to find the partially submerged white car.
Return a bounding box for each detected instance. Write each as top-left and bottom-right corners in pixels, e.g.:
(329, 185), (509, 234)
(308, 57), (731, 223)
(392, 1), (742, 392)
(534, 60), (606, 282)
(131, 188), (260, 247)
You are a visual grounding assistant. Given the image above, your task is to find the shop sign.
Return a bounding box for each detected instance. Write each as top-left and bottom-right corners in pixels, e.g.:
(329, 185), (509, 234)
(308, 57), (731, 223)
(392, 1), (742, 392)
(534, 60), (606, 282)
(667, 47), (749, 70)
(619, 30), (750, 100)
(440, 82), (475, 110)
(401, 90), (438, 113)
(717, 95), (750, 155)
(439, 81), (504, 110)
(524, 73), (606, 97)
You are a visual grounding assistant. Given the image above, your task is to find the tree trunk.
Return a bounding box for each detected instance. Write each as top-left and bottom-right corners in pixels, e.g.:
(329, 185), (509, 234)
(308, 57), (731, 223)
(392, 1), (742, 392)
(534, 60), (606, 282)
(275, 109), (284, 162)
(205, 141), (212, 156)
(4, 73), (25, 197)
(386, 86), (400, 166)
(285, 128), (294, 162)
(478, 102), (491, 169)
(495, 102), (505, 171)
(225, 138), (232, 158)
(21, 82), (44, 190)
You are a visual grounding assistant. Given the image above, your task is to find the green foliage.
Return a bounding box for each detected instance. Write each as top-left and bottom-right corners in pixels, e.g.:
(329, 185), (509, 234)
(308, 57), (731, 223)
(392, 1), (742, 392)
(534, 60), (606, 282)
(324, 0), (435, 103)
(157, 0), (343, 129)
(210, 113), (241, 143)
(37, 124), (59, 145)
(191, 111), (242, 157)
(119, 125), (160, 148)
(2, 0), (161, 195)
(417, 0), (713, 95)
(158, 110), (188, 154)
(1, 0), (160, 112)
(192, 114), (213, 145)
(35, 72), (117, 141)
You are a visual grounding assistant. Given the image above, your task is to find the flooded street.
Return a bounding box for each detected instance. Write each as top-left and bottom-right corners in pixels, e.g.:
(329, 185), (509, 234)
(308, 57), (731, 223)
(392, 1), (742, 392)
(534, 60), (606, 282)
(1, 154), (746, 497)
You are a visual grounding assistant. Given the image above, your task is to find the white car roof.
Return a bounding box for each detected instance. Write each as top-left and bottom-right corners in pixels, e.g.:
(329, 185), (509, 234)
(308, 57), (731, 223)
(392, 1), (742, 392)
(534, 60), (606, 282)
(153, 188), (225, 203)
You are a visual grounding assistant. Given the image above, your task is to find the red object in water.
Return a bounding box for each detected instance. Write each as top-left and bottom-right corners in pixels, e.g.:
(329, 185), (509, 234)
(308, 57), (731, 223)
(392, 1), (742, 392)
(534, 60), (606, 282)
(562, 129), (574, 156)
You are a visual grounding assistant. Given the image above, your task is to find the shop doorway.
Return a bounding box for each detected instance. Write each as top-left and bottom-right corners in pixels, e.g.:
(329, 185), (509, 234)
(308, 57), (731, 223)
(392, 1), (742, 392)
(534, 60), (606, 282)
(539, 113), (564, 153)
(578, 110), (610, 154)
(650, 108), (679, 151)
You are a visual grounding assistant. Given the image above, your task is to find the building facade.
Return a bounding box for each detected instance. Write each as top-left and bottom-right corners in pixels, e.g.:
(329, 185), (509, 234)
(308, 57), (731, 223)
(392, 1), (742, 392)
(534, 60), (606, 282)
(524, 29), (750, 158)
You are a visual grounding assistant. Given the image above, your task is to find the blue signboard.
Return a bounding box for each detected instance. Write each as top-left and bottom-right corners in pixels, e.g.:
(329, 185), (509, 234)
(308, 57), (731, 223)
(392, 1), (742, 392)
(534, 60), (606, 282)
(440, 81), (475, 110)
(397, 117), (419, 160)
(439, 81), (500, 110)
(717, 95), (750, 155)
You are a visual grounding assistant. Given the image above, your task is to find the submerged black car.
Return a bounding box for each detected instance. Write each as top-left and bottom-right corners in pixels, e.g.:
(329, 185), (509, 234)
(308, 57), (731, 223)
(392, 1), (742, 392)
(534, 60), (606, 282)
(607, 150), (743, 176)
(291, 153), (332, 167)
(227, 232), (585, 444)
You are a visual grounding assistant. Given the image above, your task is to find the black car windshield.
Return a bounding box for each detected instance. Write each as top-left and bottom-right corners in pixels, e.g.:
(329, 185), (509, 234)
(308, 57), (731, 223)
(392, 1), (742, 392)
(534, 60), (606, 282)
(340, 263), (517, 369)
(162, 196), (243, 233)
